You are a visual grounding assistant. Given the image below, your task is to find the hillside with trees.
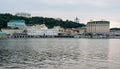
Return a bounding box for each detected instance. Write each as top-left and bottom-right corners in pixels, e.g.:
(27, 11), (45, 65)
(0, 13), (85, 29)
(110, 28), (120, 30)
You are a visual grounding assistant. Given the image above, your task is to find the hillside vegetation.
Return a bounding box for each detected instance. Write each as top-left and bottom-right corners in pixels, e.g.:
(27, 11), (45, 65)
(0, 13), (85, 29)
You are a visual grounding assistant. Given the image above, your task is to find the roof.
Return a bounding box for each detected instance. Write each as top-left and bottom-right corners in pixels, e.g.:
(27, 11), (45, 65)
(80, 26), (86, 29)
(9, 20), (25, 23)
(87, 21), (110, 24)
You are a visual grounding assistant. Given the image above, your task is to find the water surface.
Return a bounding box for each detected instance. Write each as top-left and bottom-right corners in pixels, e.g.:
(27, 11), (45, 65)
(0, 38), (120, 69)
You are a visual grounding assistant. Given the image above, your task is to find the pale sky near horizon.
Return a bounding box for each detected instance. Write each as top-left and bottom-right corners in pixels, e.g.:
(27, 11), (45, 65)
(0, 0), (120, 28)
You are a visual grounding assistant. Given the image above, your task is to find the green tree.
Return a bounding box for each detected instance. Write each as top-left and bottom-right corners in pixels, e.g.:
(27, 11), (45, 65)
(0, 13), (86, 29)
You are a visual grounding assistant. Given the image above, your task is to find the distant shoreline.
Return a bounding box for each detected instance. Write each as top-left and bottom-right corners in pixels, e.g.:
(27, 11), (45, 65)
(1, 35), (120, 39)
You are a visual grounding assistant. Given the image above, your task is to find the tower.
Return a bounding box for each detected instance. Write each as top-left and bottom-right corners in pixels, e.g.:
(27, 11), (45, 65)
(74, 17), (79, 23)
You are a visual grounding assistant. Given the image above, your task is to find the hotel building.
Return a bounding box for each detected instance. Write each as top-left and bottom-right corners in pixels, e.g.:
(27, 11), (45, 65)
(86, 21), (110, 34)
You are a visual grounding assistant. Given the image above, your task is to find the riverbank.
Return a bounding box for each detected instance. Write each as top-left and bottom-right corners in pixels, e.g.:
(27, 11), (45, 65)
(1, 32), (120, 39)
(1, 35), (120, 39)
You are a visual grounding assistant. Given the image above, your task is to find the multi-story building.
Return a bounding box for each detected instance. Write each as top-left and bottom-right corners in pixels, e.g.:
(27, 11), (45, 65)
(7, 20), (26, 29)
(86, 21), (110, 34)
(27, 24), (59, 36)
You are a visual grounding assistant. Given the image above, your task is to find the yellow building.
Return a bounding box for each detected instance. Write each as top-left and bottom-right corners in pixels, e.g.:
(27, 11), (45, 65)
(1, 29), (23, 36)
(86, 21), (110, 34)
(78, 27), (86, 34)
(0, 32), (7, 38)
(53, 26), (65, 35)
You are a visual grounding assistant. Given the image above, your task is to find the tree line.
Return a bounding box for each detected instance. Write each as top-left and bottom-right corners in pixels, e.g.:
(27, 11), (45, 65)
(110, 28), (120, 30)
(0, 13), (85, 29)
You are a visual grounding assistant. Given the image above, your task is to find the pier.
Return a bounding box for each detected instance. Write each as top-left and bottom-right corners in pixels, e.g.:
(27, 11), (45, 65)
(10, 33), (74, 38)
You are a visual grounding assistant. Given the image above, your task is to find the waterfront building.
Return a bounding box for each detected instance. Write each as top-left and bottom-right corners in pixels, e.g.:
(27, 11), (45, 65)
(1, 29), (23, 36)
(53, 26), (65, 35)
(15, 12), (31, 18)
(78, 27), (86, 34)
(7, 20), (26, 29)
(65, 28), (81, 35)
(0, 32), (7, 38)
(72, 29), (79, 35)
(27, 24), (59, 36)
(65, 28), (74, 35)
(110, 29), (120, 35)
(86, 20), (110, 34)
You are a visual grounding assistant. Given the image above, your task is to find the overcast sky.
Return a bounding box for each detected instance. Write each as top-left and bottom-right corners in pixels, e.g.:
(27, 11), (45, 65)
(0, 0), (120, 28)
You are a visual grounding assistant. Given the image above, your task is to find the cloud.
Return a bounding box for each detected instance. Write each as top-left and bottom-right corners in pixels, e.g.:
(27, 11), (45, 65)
(0, 0), (120, 28)
(0, 0), (119, 12)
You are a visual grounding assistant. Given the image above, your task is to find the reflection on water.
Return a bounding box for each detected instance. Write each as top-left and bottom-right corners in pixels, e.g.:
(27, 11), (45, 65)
(0, 38), (120, 69)
(109, 39), (120, 69)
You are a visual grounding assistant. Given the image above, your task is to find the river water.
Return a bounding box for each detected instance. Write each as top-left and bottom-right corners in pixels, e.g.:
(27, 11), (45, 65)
(0, 38), (120, 69)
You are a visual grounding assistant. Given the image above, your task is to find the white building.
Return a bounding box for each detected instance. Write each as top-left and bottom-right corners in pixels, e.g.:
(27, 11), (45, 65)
(27, 24), (59, 36)
(86, 21), (110, 33)
(53, 26), (65, 34)
(110, 29), (120, 35)
(15, 12), (31, 18)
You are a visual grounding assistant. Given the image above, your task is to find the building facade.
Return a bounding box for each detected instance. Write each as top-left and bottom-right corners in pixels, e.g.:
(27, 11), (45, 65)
(7, 20), (26, 29)
(110, 29), (120, 35)
(78, 27), (86, 34)
(0, 32), (7, 38)
(27, 24), (59, 36)
(86, 21), (110, 33)
(53, 26), (65, 35)
(1, 29), (23, 36)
